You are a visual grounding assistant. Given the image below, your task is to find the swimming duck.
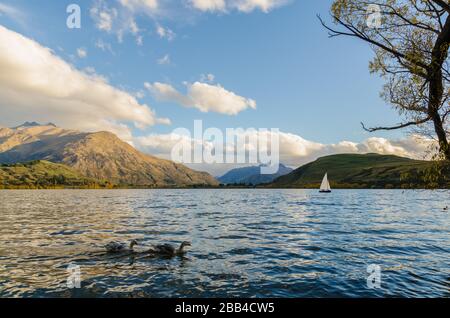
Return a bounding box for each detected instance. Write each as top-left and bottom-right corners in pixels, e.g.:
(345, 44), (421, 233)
(148, 241), (191, 257)
(444, 206), (448, 211)
(105, 239), (139, 253)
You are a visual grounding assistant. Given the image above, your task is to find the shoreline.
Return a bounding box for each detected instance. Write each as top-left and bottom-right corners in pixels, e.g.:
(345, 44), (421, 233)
(0, 186), (448, 190)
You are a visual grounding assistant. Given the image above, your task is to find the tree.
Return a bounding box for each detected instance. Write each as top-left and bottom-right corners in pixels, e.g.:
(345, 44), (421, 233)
(320, 0), (450, 160)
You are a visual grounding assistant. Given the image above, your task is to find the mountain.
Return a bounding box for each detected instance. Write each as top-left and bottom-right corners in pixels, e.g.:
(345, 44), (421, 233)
(0, 123), (218, 187)
(218, 164), (293, 185)
(0, 160), (110, 189)
(11, 121), (55, 129)
(0, 124), (81, 153)
(270, 153), (447, 189)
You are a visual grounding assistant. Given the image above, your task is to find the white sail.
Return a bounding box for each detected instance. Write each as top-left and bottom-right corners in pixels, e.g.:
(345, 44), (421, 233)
(320, 173), (331, 192)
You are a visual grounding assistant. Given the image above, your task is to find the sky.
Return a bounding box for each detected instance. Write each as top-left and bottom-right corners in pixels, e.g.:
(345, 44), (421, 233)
(0, 0), (432, 175)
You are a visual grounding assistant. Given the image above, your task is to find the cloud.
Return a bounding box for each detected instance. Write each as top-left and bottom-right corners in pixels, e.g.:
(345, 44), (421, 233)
(95, 39), (114, 54)
(0, 3), (27, 26)
(145, 81), (256, 115)
(90, 0), (290, 43)
(77, 48), (87, 58)
(189, 0), (289, 13)
(157, 54), (171, 65)
(200, 73), (215, 82)
(119, 0), (159, 11)
(90, 0), (146, 43)
(90, 2), (117, 32)
(272, 133), (433, 167)
(0, 25), (169, 141)
(234, 0), (289, 13)
(134, 130), (435, 175)
(190, 0), (227, 12)
(156, 24), (176, 41)
(83, 66), (97, 75)
(136, 35), (144, 45)
(128, 19), (140, 34)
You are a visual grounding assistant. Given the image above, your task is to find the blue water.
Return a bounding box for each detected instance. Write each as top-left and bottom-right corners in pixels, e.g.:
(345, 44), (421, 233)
(0, 189), (449, 298)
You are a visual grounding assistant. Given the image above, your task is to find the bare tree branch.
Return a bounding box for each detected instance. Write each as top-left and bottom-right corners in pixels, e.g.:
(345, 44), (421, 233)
(317, 15), (430, 72)
(361, 116), (431, 132)
(430, 0), (450, 13)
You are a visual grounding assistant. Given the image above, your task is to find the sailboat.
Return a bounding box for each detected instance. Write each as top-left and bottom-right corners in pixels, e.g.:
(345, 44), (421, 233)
(319, 173), (331, 193)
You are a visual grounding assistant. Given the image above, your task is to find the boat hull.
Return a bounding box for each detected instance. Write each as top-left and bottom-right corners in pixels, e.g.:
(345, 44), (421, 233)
(319, 190), (331, 193)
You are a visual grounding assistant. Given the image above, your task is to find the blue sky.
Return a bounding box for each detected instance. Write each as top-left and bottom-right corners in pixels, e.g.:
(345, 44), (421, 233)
(0, 0), (424, 174)
(0, 0), (402, 141)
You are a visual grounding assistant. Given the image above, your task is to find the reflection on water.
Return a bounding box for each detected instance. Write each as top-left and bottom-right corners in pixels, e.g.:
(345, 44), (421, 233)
(0, 189), (449, 297)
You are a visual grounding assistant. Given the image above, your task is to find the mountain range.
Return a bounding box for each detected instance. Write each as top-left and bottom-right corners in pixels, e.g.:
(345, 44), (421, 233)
(218, 164), (293, 185)
(1, 123), (447, 189)
(0, 123), (218, 187)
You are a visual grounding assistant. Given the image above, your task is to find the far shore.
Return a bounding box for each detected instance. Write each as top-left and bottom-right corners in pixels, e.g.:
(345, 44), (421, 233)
(1, 185), (448, 190)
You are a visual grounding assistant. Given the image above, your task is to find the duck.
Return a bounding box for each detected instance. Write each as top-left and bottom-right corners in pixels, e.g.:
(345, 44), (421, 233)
(105, 239), (139, 253)
(444, 206), (448, 211)
(148, 241), (191, 257)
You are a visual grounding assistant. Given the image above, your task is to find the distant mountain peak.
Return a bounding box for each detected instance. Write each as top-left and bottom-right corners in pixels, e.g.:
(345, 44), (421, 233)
(14, 121), (41, 128)
(12, 122), (57, 129)
(218, 163), (293, 185)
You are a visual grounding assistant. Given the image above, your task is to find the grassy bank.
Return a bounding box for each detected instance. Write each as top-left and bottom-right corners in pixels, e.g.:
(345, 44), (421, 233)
(270, 154), (449, 189)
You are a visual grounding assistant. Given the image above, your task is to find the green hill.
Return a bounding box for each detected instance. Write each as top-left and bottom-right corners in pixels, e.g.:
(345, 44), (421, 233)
(270, 153), (449, 189)
(0, 160), (112, 189)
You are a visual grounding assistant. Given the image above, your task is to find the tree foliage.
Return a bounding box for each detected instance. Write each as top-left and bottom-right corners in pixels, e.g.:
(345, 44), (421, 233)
(321, 0), (450, 160)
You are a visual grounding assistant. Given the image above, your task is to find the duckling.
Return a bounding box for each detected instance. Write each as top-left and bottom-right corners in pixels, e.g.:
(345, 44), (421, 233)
(105, 239), (139, 253)
(148, 241), (191, 257)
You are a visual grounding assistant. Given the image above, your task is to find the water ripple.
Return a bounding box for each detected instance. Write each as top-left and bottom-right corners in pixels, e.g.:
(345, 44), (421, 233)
(0, 189), (449, 297)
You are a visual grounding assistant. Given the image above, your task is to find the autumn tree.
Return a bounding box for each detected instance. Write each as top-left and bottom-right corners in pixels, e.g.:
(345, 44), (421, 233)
(320, 0), (450, 160)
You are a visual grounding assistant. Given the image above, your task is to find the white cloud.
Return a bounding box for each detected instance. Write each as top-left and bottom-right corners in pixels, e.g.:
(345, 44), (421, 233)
(95, 39), (114, 54)
(77, 48), (87, 58)
(90, 0), (290, 43)
(134, 131), (435, 176)
(90, 0), (147, 44)
(156, 24), (176, 41)
(145, 81), (256, 115)
(235, 0), (289, 13)
(189, 0), (289, 13)
(190, 0), (227, 12)
(273, 132), (434, 167)
(157, 54), (171, 65)
(200, 73), (215, 82)
(128, 19), (140, 34)
(136, 35), (144, 45)
(0, 3), (18, 15)
(0, 25), (169, 141)
(0, 3), (27, 26)
(90, 2), (118, 32)
(119, 0), (159, 11)
(134, 90), (146, 99)
(83, 66), (97, 74)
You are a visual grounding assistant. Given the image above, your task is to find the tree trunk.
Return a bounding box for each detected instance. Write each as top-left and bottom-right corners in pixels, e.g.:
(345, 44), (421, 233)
(429, 15), (450, 160)
(430, 109), (449, 160)
(429, 66), (450, 160)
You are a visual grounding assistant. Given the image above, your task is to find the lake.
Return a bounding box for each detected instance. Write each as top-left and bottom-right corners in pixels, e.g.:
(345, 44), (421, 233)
(0, 189), (449, 298)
